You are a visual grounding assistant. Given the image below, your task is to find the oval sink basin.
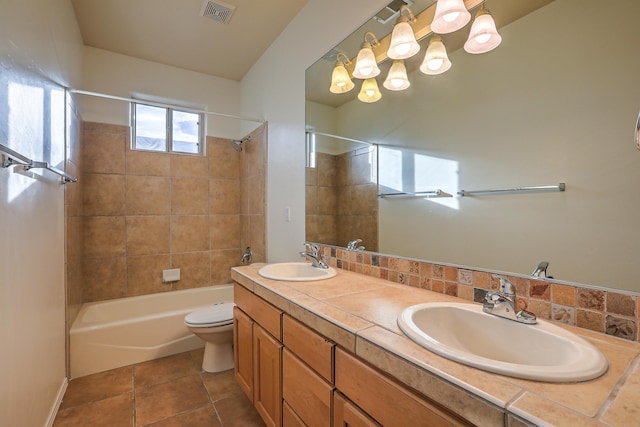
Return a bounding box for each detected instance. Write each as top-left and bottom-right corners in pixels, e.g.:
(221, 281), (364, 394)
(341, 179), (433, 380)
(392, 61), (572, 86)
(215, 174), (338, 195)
(258, 262), (337, 281)
(398, 302), (608, 382)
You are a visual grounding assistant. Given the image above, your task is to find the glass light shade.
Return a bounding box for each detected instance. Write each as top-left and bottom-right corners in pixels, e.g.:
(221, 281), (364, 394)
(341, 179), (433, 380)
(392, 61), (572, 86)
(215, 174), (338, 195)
(387, 21), (420, 60)
(352, 42), (380, 79)
(358, 78), (382, 103)
(420, 36), (452, 75)
(329, 61), (355, 93)
(383, 60), (410, 91)
(464, 9), (502, 54)
(431, 0), (471, 34)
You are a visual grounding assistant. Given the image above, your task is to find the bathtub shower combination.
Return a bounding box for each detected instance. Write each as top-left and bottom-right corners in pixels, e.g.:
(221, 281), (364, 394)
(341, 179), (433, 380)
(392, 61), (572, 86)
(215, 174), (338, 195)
(70, 284), (233, 378)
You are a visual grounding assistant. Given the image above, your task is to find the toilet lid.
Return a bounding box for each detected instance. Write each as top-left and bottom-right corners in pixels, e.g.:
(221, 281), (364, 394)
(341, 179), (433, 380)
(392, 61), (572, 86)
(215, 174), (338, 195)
(185, 302), (235, 327)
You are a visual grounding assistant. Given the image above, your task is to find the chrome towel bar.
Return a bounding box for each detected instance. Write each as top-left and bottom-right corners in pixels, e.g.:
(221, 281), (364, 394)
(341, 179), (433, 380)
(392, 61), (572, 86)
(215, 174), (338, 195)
(458, 183), (565, 197)
(0, 143), (77, 184)
(378, 189), (453, 198)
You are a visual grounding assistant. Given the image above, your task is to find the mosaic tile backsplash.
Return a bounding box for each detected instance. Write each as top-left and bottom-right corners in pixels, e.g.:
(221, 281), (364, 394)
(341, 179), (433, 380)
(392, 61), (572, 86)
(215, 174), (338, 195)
(315, 244), (640, 342)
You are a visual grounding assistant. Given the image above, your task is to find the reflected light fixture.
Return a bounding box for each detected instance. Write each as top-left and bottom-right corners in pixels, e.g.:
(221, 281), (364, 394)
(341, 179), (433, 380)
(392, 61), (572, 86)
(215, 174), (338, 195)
(464, 3), (502, 54)
(420, 35), (452, 75)
(358, 78), (382, 103)
(329, 52), (355, 93)
(352, 32), (381, 79)
(387, 5), (420, 60)
(383, 60), (410, 91)
(431, 0), (471, 34)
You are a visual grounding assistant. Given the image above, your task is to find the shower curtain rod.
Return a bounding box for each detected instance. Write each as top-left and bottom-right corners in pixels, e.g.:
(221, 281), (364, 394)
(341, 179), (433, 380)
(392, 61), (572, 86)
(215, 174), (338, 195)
(68, 89), (266, 124)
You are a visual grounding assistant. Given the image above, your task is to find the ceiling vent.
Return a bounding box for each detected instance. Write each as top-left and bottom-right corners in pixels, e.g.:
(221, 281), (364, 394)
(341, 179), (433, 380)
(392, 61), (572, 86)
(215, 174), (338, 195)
(199, 0), (237, 24)
(372, 0), (414, 24)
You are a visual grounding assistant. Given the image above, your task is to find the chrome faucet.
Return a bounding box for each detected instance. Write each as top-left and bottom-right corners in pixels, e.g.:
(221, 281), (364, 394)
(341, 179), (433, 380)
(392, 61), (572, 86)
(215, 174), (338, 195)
(299, 243), (328, 269)
(240, 247), (252, 264)
(483, 275), (537, 324)
(531, 261), (549, 278)
(346, 239), (365, 251)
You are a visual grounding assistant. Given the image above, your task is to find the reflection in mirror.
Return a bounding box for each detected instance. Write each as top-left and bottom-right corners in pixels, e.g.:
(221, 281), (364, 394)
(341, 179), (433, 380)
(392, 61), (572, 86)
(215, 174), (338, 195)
(306, 0), (640, 292)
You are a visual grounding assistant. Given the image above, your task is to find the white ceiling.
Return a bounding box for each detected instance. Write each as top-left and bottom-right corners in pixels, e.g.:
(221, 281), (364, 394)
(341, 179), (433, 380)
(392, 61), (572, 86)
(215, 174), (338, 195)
(71, 0), (308, 81)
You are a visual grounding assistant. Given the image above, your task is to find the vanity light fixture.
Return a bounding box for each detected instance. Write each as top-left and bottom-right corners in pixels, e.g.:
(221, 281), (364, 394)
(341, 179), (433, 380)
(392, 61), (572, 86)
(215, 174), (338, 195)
(420, 35), (452, 75)
(464, 2), (502, 54)
(383, 60), (411, 91)
(358, 78), (382, 103)
(431, 0), (471, 34)
(352, 32), (381, 79)
(387, 5), (420, 60)
(329, 52), (355, 93)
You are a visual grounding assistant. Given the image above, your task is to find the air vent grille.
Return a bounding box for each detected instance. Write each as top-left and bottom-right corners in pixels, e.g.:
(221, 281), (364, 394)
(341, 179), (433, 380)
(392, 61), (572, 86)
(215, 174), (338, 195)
(200, 0), (237, 24)
(372, 0), (414, 24)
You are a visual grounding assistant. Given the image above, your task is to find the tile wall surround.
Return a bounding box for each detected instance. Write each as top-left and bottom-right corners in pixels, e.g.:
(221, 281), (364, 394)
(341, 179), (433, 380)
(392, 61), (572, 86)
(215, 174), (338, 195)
(306, 146), (378, 251)
(79, 121), (266, 304)
(316, 244), (640, 343)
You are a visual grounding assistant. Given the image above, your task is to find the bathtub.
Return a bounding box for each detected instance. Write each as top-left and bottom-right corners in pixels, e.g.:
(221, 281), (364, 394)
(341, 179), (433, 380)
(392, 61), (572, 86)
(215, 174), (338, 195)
(70, 284), (233, 378)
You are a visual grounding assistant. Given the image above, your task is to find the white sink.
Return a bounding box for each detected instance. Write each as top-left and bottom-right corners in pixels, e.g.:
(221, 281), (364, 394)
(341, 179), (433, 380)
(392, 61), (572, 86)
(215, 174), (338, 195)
(258, 262), (337, 281)
(398, 302), (608, 382)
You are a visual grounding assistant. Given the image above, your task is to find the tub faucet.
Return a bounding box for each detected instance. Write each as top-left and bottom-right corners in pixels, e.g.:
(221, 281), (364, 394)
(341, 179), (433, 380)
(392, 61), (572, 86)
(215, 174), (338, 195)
(531, 261), (549, 278)
(346, 239), (364, 251)
(240, 247), (252, 264)
(299, 243), (328, 269)
(483, 275), (537, 324)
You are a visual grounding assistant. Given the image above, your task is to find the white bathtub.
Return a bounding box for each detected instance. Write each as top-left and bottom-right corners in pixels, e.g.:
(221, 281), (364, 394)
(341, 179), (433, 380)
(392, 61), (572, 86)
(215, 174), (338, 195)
(70, 284), (234, 378)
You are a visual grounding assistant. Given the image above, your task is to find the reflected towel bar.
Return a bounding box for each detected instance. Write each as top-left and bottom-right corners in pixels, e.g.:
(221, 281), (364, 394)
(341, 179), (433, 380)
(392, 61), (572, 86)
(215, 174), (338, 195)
(378, 189), (452, 198)
(0, 143), (77, 184)
(458, 183), (565, 197)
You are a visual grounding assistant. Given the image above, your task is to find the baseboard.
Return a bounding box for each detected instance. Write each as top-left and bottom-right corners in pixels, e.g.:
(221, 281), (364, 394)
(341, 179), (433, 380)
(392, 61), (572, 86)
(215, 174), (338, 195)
(45, 377), (68, 427)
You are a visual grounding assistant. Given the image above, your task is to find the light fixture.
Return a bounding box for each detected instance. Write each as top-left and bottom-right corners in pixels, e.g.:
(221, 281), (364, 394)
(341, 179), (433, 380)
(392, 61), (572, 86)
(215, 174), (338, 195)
(464, 3), (502, 54)
(420, 35), (452, 75)
(358, 78), (382, 103)
(387, 5), (420, 60)
(383, 60), (410, 91)
(329, 53), (355, 94)
(431, 0), (471, 34)
(352, 32), (381, 79)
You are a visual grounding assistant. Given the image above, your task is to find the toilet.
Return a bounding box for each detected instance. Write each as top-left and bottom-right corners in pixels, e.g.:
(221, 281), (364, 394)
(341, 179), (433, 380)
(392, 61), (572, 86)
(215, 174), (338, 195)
(184, 302), (235, 373)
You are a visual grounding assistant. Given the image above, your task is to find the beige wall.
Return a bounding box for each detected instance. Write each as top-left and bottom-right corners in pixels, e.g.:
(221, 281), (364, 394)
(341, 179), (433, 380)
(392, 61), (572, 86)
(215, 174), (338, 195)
(80, 122), (266, 302)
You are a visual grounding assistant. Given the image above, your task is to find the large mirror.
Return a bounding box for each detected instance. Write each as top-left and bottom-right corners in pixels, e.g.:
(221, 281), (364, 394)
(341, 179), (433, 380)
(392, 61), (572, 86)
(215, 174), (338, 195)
(305, 0), (640, 292)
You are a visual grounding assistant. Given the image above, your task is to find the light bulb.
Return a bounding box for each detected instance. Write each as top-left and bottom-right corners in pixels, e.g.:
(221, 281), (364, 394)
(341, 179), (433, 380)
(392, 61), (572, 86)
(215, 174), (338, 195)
(359, 67), (373, 77)
(475, 33), (491, 44)
(366, 89), (375, 96)
(337, 81), (346, 88)
(391, 79), (405, 88)
(443, 11), (459, 22)
(394, 43), (411, 56)
(427, 58), (444, 71)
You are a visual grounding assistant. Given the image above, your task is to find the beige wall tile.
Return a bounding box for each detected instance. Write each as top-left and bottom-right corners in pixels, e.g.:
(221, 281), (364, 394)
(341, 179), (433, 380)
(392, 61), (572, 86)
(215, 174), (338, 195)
(82, 257), (127, 302)
(247, 175), (265, 215)
(248, 215), (266, 259)
(171, 177), (209, 215)
(210, 215), (240, 250)
(126, 216), (170, 256)
(305, 186), (318, 215)
(171, 153), (209, 178)
(208, 138), (239, 180)
(83, 130), (126, 174)
(209, 179), (240, 215)
(126, 175), (171, 215)
(306, 166), (318, 186)
(211, 250), (242, 285)
(125, 149), (170, 176)
(83, 216), (126, 258)
(316, 153), (337, 187)
(83, 174), (125, 216)
(317, 186), (337, 214)
(551, 284), (576, 306)
(172, 252), (211, 290)
(171, 215), (210, 253)
(126, 255), (171, 296)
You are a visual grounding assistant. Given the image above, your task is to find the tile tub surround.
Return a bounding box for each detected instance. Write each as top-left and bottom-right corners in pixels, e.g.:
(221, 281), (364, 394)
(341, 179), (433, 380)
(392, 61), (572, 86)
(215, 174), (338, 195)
(232, 264), (640, 426)
(79, 122), (266, 303)
(314, 244), (640, 343)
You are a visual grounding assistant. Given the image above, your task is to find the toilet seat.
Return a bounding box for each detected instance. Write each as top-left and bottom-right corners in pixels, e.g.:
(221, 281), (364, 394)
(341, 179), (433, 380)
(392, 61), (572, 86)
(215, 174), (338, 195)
(184, 302), (234, 328)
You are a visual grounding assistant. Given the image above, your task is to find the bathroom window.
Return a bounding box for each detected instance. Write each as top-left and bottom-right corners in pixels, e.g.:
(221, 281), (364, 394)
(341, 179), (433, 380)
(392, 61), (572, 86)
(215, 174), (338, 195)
(131, 101), (205, 155)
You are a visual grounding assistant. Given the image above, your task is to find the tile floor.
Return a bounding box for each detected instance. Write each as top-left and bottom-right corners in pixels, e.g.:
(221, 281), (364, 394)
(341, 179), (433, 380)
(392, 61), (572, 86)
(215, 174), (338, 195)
(53, 349), (265, 427)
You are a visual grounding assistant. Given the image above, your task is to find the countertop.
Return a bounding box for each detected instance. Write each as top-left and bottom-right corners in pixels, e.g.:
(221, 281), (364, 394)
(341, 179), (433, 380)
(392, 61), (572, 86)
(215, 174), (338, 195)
(231, 264), (640, 426)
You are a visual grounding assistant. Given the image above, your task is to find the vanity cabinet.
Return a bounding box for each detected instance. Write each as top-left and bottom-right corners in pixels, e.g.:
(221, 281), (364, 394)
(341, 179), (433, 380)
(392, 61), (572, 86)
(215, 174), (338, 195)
(333, 392), (381, 427)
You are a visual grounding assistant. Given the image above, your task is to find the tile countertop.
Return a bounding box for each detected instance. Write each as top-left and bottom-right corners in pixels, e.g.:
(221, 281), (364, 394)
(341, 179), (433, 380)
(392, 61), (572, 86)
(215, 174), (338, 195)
(231, 264), (640, 427)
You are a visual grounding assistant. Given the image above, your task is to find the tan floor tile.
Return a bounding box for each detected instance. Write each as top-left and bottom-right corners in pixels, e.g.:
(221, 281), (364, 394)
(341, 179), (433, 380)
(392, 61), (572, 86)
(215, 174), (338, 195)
(142, 404), (220, 427)
(214, 393), (265, 427)
(54, 392), (133, 427)
(135, 374), (209, 426)
(202, 369), (242, 402)
(61, 366), (133, 410)
(190, 348), (205, 371)
(135, 352), (199, 389)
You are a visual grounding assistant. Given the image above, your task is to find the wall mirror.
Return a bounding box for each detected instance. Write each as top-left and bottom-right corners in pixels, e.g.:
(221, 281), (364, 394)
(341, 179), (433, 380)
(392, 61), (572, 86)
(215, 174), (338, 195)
(305, 0), (640, 292)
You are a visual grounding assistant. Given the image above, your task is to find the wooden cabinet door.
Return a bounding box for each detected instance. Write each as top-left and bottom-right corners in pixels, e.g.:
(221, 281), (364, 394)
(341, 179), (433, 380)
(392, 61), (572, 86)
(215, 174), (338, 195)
(253, 324), (283, 427)
(234, 306), (253, 400)
(334, 392), (381, 427)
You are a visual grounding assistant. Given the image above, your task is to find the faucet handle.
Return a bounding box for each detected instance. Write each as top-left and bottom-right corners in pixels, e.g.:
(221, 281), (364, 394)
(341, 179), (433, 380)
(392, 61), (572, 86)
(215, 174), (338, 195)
(492, 274), (515, 297)
(305, 243), (320, 256)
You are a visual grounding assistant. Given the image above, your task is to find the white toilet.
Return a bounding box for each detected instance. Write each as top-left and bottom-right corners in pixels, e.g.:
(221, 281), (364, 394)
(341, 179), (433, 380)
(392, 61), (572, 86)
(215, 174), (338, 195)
(184, 302), (235, 373)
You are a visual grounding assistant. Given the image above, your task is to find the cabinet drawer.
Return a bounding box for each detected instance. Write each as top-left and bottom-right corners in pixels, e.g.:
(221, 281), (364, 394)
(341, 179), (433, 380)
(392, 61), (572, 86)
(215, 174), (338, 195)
(234, 282), (282, 340)
(335, 348), (471, 427)
(283, 401), (305, 427)
(283, 349), (333, 427)
(283, 314), (334, 383)
(334, 392), (381, 427)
